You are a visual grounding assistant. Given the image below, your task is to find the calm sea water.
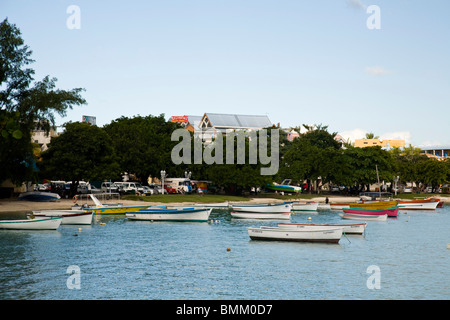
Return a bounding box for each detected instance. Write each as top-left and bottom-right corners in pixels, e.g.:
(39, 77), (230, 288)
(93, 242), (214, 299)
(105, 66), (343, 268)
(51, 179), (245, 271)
(0, 205), (449, 300)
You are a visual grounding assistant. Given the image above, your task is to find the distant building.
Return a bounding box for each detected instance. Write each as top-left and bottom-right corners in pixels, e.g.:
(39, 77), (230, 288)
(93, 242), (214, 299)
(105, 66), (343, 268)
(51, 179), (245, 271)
(354, 139), (405, 148)
(283, 129), (300, 142)
(198, 113), (272, 132)
(82, 115), (96, 126)
(31, 123), (58, 152)
(169, 115), (203, 133)
(420, 145), (450, 159)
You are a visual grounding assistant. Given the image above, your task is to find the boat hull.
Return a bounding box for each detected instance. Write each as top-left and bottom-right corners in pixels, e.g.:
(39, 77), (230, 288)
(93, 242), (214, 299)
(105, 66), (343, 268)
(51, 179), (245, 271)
(292, 202), (319, 211)
(339, 213), (388, 221)
(398, 200), (439, 210)
(0, 217), (62, 230)
(230, 212), (291, 220)
(18, 191), (61, 202)
(349, 200), (398, 209)
(330, 203), (350, 210)
(278, 222), (367, 235)
(31, 210), (93, 225)
(89, 205), (151, 215)
(126, 208), (212, 222)
(343, 207), (398, 217)
(231, 203), (292, 213)
(248, 226), (342, 243)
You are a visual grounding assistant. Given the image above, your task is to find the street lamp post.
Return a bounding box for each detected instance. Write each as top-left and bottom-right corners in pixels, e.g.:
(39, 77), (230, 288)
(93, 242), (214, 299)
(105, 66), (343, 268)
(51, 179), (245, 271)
(161, 170), (166, 195)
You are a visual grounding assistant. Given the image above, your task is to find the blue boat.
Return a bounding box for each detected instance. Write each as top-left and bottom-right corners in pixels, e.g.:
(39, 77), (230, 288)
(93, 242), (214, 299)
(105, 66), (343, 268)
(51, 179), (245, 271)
(18, 191), (61, 202)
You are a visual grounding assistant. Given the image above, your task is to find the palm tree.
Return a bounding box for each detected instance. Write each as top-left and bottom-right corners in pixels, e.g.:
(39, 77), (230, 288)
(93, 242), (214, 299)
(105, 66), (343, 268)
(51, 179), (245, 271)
(365, 132), (379, 139)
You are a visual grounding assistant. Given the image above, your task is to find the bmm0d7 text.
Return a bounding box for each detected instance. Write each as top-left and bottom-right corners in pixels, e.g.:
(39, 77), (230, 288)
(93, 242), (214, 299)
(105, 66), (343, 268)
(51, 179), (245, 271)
(221, 304), (272, 315)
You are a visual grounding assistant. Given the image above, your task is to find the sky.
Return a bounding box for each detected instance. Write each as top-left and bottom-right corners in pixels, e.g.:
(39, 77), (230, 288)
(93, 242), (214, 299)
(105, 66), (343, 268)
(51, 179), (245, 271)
(2, 0), (450, 147)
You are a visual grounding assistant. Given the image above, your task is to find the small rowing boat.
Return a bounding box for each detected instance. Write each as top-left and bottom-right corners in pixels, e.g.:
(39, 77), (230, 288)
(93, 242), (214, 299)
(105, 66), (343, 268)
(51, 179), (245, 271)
(230, 202), (292, 219)
(291, 201), (319, 211)
(230, 211), (291, 219)
(0, 217), (62, 230)
(278, 222), (367, 235)
(248, 226), (343, 243)
(397, 198), (440, 210)
(30, 210), (93, 225)
(231, 203), (292, 213)
(339, 213), (388, 221)
(343, 206), (398, 217)
(349, 200), (398, 209)
(126, 207), (212, 222)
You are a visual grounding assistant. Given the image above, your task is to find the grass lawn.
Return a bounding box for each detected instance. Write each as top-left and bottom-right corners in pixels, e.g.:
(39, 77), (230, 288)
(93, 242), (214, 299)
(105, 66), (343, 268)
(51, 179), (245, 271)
(122, 192), (449, 203)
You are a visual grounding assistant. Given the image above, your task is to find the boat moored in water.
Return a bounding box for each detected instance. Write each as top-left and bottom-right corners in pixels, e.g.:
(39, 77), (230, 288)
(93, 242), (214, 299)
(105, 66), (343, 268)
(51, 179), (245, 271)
(0, 217), (62, 230)
(339, 213), (388, 221)
(343, 206), (398, 217)
(30, 210), (93, 225)
(126, 207), (212, 222)
(278, 222), (367, 235)
(248, 226), (343, 243)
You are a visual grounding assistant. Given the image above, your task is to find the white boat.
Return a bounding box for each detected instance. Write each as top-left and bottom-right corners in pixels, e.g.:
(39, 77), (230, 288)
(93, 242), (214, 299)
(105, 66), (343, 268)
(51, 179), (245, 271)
(126, 207), (212, 222)
(339, 213), (387, 221)
(278, 222), (367, 235)
(397, 199), (440, 210)
(330, 203), (350, 210)
(18, 191), (61, 202)
(30, 210), (93, 225)
(230, 211), (291, 220)
(292, 201), (319, 211)
(317, 203), (331, 211)
(194, 202), (229, 208)
(0, 217), (62, 230)
(231, 203), (292, 213)
(248, 226), (343, 243)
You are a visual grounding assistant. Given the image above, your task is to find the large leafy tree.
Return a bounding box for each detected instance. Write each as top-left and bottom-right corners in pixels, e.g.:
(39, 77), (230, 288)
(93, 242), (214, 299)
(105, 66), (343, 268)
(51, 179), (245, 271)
(103, 115), (181, 182)
(279, 124), (343, 191)
(0, 18), (86, 184)
(39, 122), (120, 195)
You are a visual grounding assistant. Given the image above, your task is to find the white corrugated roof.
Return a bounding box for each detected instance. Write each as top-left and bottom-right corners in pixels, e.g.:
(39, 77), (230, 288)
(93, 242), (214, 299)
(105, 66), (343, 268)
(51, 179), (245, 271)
(203, 113), (272, 129)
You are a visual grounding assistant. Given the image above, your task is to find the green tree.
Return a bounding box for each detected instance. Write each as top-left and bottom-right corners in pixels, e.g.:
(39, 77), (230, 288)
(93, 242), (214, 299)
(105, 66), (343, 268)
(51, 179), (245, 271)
(279, 124), (342, 192)
(40, 122), (120, 195)
(342, 146), (394, 191)
(365, 132), (379, 139)
(0, 18), (86, 185)
(103, 115), (181, 182)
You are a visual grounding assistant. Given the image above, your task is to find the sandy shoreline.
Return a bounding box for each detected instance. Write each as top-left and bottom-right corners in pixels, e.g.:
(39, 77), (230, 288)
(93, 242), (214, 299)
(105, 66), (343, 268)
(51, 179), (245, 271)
(1, 195), (447, 214)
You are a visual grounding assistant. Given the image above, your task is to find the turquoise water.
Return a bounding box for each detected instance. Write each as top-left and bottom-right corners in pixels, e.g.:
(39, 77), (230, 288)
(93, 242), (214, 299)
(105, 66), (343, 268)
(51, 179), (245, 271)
(0, 206), (449, 300)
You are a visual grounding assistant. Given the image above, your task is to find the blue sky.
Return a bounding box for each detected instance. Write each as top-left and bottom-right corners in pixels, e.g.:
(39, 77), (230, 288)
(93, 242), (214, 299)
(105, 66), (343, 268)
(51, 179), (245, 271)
(2, 0), (450, 146)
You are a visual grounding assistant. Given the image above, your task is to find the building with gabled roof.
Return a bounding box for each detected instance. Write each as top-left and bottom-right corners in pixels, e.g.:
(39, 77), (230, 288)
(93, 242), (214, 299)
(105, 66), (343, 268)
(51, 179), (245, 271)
(198, 113), (272, 132)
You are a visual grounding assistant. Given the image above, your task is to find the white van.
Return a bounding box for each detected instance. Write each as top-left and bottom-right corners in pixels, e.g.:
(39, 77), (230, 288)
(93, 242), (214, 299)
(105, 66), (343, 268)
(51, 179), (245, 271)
(115, 182), (144, 194)
(101, 182), (119, 193)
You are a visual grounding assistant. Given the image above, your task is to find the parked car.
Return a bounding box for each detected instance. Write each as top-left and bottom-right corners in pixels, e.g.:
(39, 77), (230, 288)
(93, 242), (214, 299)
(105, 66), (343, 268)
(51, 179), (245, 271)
(101, 182), (119, 193)
(115, 182), (145, 195)
(141, 186), (153, 195)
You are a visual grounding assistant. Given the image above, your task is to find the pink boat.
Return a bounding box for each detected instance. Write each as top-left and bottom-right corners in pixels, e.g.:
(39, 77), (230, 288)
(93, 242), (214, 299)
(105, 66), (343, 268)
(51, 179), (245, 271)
(343, 207), (398, 218)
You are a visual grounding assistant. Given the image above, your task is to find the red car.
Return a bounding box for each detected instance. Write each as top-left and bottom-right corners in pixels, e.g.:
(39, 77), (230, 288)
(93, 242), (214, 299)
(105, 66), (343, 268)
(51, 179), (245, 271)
(164, 185), (177, 194)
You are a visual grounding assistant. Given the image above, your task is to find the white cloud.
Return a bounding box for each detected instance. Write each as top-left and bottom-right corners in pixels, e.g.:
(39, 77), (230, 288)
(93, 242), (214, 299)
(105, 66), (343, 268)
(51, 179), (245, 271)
(365, 66), (392, 76)
(380, 131), (412, 145)
(339, 128), (368, 143)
